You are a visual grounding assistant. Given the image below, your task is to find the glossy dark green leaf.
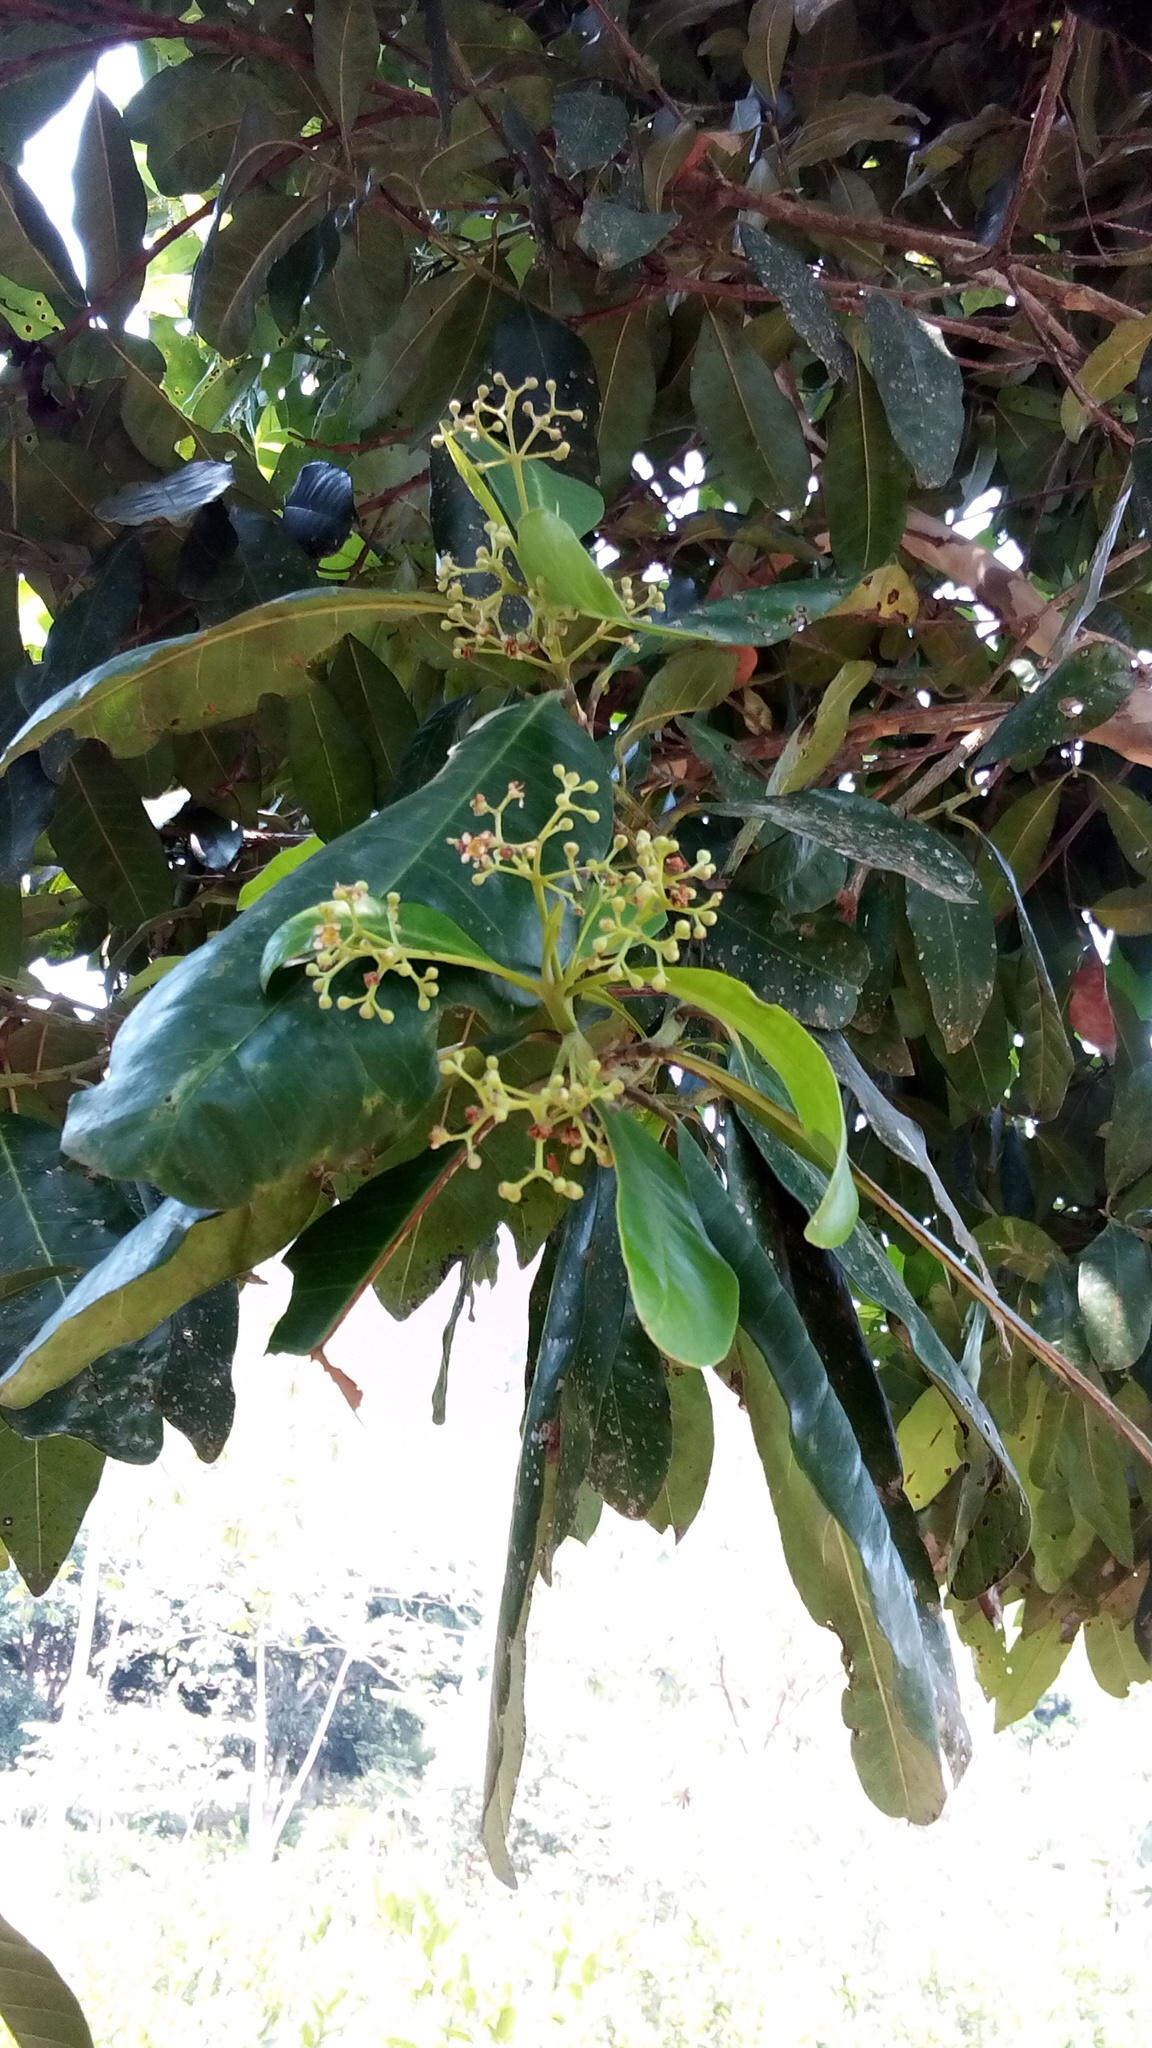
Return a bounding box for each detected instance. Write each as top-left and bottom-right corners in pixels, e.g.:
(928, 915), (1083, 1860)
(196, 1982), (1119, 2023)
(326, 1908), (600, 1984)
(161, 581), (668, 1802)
(576, 199), (677, 269)
(905, 879), (997, 1053)
(286, 683), (375, 842)
(324, 635), (418, 802)
(49, 742), (172, 931)
(740, 222), (854, 378)
(606, 1113), (739, 1368)
(645, 1366), (713, 1540)
(824, 364), (911, 578)
(0, 157), (85, 314)
(0, 1115), (139, 1376)
(72, 88), (148, 327)
(708, 889), (866, 1029)
(96, 460), (234, 528)
(585, 310), (657, 500)
(0, 1905), (96, 2047)
(691, 308), (810, 512)
(483, 1173), (625, 1885)
(272, 1148), (460, 1353)
(158, 1281), (239, 1463)
(0, 1177), (317, 1407)
(124, 60), (275, 196)
(657, 577), (855, 647)
(936, 984), (1013, 1112)
(0, 588), (445, 770)
(731, 1328), (946, 1820)
(62, 700), (608, 1209)
(553, 88), (630, 174)
(0, 1423), (103, 1597)
(313, 0), (380, 139)
(1077, 1221), (1152, 1371)
(974, 646), (1132, 769)
(488, 302), (601, 487)
(193, 190), (333, 359)
(864, 295), (963, 489)
(586, 1314), (671, 1519)
(728, 789), (977, 902)
(0, 758), (56, 889)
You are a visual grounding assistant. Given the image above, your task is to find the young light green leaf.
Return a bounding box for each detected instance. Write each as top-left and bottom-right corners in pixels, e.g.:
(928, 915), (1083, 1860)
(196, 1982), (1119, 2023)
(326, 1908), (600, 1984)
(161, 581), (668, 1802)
(770, 659), (874, 793)
(260, 896), (508, 988)
(0, 1905), (96, 2047)
(824, 364), (911, 578)
(1060, 309), (1152, 442)
(513, 506), (630, 621)
(645, 1366), (714, 1540)
(605, 1112), (739, 1368)
(864, 295), (964, 488)
(237, 836), (322, 911)
(662, 965), (857, 1245)
(691, 307), (811, 512)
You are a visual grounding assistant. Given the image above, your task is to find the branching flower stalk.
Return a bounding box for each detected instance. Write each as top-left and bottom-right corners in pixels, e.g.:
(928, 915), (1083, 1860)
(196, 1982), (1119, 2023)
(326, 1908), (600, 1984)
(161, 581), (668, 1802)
(283, 767), (722, 1203)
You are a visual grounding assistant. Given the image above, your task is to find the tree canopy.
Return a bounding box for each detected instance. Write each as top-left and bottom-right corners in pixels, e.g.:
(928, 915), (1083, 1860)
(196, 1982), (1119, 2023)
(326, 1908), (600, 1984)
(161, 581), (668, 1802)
(1, 0), (1152, 1957)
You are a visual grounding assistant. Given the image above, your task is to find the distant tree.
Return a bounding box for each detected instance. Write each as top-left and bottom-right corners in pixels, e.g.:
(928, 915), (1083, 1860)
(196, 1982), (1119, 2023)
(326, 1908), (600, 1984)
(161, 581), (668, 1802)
(0, 11), (1150, 1981)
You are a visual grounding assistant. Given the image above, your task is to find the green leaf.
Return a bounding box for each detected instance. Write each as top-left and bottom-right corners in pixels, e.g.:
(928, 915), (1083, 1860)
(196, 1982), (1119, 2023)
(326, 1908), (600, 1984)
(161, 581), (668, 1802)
(1077, 1221), (1152, 1370)
(312, 0), (381, 139)
(479, 438), (604, 540)
(864, 295), (964, 489)
(605, 1113), (739, 1368)
(1060, 310), (1152, 441)
(633, 645), (742, 734)
(124, 60), (275, 196)
(1105, 1066), (1152, 1194)
(0, 1905), (95, 2046)
(739, 222), (853, 378)
(0, 1176), (318, 1408)
(0, 1115), (140, 1371)
(352, 269), (481, 428)
(690, 308), (810, 512)
(662, 965), (856, 1245)
(898, 1387), (963, 1509)
(0, 588), (446, 769)
(729, 1329), (946, 1821)
(62, 700), (608, 1208)
(0, 157), (85, 314)
(1095, 777), (1152, 878)
(483, 1173), (626, 1885)
(237, 836), (322, 911)
(905, 879), (997, 1053)
(1084, 1610), (1151, 1698)
(49, 741), (172, 931)
(1092, 881), (1152, 934)
(657, 577), (855, 647)
(321, 636), (419, 803)
(976, 780), (1063, 916)
(823, 365), (911, 579)
(1017, 935), (1073, 1122)
(707, 888), (868, 1029)
(260, 897), (507, 988)
(286, 684), (376, 843)
(192, 190), (333, 359)
(586, 1314), (671, 1519)
(1058, 1402), (1133, 1564)
(576, 198), (678, 269)
(552, 88), (630, 175)
(645, 1366), (713, 1540)
(771, 659), (874, 793)
(974, 646), (1132, 769)
(0, 1424), (103, 1596)
(96, 459), (234, 527)
(725, 789), (978, 902)
(272, 1148), (460, 1354)
(513, 506), (630, 621)
(585, 310), (656, 500)
(72, 88), (148, 327)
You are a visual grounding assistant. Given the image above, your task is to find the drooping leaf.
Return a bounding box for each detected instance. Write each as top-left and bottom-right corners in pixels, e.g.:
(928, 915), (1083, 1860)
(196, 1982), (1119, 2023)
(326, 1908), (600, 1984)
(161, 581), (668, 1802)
(0, 588), (447, 769)
(824, 364), (911, 579)
(662, 965), (856, 1245)
(905, 878), (997, 1053)
(605, 1111), (739, 1368)
(1077, 1221), (1152, 1371)
(324, 635), (418, 802)
(0, 1906), (96, 2047)
(645, 1366), (713, 1540)
(0, 157), (85, 315)
(976, 780), (1063, 917)
(62, 700), (608, 1208)
(586, 1313), (671, 1519)
(864, 295), (964, 489)
(690, 307), (810, 512)
(722, 789), (978, 902)
(72, 88), (148, 327)
(272, 1149), (460, 1355)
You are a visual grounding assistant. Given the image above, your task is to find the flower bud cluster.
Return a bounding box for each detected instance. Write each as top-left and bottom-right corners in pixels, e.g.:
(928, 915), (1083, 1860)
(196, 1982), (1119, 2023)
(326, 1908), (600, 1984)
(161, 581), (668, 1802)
(303, 883), (441, 1022)
(429, 1048), (625, 1204)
